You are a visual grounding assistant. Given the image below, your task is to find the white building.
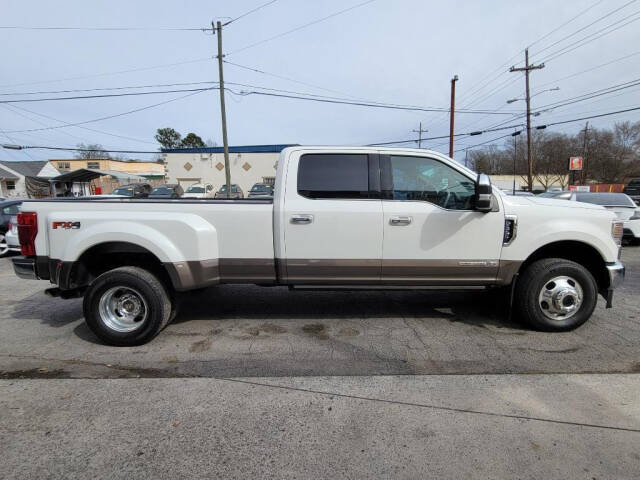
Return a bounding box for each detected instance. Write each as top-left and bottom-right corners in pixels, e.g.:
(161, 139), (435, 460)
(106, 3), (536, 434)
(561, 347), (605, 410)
(0, 160), (47, 198)
(161, 145), (295, 194)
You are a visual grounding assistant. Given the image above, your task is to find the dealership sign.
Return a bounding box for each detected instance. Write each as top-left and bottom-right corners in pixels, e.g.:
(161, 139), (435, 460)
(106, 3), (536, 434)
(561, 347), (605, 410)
(569, 156), (583, 170)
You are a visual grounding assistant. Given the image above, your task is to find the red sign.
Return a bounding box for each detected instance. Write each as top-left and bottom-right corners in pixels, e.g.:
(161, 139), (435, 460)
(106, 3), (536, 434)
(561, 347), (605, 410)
(569, 156), (583, 170)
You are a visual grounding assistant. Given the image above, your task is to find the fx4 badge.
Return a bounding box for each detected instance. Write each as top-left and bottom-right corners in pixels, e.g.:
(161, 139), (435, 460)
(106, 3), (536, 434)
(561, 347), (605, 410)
(52, 221), (81, 230)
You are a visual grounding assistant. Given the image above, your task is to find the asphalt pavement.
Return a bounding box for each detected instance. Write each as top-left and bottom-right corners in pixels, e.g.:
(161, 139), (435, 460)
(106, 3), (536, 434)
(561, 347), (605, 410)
(1, 248), (639, 478)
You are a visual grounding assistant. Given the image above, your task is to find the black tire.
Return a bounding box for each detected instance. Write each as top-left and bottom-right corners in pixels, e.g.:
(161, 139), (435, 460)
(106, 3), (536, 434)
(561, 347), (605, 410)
(514, 258), (598, 331)
(83, 266), (172, 346)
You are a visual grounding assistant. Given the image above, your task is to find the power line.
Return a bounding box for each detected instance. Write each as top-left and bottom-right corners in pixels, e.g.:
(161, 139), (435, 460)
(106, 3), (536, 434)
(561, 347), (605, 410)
(539, 9), (640, 63)
(0, 57), (212, 89)
(4, 102), (158, 145)
(0, 25), (210, 31)
(0, 80), (219, 97)
(527, 0), (605, 50)
(237, 90), (520, 114)
(0, 86), (217, 104)
(535, 50), (640, 89)
(534, 77), (640, 111)
(223, 59), (362, 99)
(223, 0), (279, 26)
(227, 0), (377, 55)
(531, 0), (638, 58)
(5, 145), (160, 153)
(4, 90), (207, 133)
(454, 132), (514, 153)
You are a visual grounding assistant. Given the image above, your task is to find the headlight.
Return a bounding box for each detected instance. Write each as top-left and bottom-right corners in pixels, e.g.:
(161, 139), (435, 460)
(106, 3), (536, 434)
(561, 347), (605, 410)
(612, 221), (624, 245)
(630, 211), (640, 221)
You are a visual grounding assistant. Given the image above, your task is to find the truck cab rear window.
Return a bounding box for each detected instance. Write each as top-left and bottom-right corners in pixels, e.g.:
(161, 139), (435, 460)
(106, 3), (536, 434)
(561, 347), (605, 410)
(297, 154), (369, 199)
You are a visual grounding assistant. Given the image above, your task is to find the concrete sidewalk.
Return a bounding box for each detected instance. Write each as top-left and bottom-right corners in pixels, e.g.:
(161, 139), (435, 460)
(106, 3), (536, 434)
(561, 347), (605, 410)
(1, 374), (639, 479)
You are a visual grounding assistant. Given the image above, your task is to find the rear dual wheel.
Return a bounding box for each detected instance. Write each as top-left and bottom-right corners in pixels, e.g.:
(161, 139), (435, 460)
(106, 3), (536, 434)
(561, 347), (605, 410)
(515, 258), (598, 331)
(83, 266), (172, 346)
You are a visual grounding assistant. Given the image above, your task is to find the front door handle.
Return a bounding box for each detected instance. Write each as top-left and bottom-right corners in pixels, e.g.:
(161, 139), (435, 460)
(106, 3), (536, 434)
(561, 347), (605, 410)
(290, 214), (313, 225)
(389, 216), (412, 226)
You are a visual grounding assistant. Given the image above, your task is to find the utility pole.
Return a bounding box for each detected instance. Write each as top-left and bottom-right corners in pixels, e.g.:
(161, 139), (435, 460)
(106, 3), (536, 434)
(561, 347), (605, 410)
(581, 122), (589, 184)
(510, 48), (544, 192)
(449, 75), (458, 158)
(214, 20), (231, 197)
(412, 122), (428, 148)
(511, 129), (521, 195)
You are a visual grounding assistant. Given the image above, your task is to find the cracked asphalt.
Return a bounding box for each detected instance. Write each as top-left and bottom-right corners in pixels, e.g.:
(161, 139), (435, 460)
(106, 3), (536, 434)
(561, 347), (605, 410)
(0, 248), (639, 378)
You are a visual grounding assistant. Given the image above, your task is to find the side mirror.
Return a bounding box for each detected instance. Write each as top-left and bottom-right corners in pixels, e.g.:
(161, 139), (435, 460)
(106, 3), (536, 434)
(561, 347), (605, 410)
(475, 173), (493, 212)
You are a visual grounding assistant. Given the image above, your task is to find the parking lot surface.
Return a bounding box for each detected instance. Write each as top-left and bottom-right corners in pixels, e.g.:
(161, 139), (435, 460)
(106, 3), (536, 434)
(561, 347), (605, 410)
(1, 248), (639, 479)
(0, 248), (639, 378)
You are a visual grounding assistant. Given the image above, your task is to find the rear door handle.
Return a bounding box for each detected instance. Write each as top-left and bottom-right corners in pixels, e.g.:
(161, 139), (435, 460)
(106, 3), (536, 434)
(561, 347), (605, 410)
(389, 216), (412, 226)
(290, 214), (313, 224)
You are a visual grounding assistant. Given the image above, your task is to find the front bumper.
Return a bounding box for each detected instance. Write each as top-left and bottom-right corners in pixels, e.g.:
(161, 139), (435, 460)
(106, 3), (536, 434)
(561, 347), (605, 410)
(12, 256), (38, 280)
(606, 261), (625, 290)
(604, 261), (625, 308)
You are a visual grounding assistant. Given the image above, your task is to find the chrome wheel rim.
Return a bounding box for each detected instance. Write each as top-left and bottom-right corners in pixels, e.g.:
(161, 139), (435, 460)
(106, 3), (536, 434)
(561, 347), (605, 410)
(0, 234), (8, 255)
(538, 275), (583, 321)
(98, 286), (148, 333)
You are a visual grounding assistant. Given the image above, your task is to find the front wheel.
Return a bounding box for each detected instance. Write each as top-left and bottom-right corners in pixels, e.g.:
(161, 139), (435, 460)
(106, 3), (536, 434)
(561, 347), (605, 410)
(515, 258), (598, 331)
(83, 266), (172, 346)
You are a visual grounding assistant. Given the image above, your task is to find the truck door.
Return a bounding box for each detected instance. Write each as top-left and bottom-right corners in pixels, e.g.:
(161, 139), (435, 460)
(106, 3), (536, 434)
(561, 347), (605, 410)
(281, 151), (383, 283)
(380, 154), (504, 285)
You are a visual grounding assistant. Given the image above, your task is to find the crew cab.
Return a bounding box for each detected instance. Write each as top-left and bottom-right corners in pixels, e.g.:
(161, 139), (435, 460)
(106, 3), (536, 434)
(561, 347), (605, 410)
(12, 147), (625, 345)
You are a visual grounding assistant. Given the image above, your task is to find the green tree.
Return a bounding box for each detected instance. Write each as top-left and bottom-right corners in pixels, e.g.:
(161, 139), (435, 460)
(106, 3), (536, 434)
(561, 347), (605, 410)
(180, 132), (206, 148)
(155, 128), (182, 149)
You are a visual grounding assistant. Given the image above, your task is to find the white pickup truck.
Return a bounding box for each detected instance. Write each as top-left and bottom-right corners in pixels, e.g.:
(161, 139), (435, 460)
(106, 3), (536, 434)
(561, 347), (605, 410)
(13, 147), (625, 345)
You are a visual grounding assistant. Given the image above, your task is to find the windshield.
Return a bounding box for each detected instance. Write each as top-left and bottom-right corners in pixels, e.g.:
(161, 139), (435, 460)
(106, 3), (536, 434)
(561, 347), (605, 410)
(219, 185), (237, 193)
(538, 192), (560, 198)
(251, 184), (270, 192)
(186, 186), (205, 193)
(151, 187), (172, 195)
(112, 187), (134, 196)
(575, 193), (636, 207)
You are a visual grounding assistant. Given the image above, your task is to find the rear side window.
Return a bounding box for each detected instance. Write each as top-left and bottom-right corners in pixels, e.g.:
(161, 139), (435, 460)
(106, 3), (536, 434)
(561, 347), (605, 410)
(297, 154), (369, 199)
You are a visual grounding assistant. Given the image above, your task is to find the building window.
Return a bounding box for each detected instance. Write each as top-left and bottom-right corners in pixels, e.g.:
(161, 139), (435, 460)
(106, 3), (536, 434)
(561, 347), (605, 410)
(87, 161), (100, 169)
(57, 162), (70, 170)
(6, 181), (15, 190)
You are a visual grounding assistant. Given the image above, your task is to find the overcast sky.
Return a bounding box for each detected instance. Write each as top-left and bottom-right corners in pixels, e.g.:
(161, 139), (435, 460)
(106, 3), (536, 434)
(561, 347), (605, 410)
(1, 0), (639, 163)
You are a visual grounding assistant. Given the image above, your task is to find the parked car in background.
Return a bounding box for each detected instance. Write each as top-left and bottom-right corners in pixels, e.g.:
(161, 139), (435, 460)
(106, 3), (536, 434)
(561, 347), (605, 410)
(183, 183), (215, 199)
(504, 190), (534, 196)
(538, 191), (573, 200)
(215, 184), (244, 199)
(623, 178), (640, 205)
(572, 193), (640, 245)
(5, 215), (20, 255)
(1, 200), (22, 257)
(149, 184), (184, 199)
(248, 183), (274, 198)
(111, 184), (151, 198)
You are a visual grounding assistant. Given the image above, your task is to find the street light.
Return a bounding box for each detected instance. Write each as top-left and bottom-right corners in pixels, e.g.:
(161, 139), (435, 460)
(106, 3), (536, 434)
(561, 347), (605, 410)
(511, 130), (522, 195)
(507, 86), (559, 104)
(1, 144), (23, 150)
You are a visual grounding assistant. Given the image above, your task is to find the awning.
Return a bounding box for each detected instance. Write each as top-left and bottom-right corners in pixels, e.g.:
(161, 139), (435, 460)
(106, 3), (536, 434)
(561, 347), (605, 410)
(51, 168), (148, 183)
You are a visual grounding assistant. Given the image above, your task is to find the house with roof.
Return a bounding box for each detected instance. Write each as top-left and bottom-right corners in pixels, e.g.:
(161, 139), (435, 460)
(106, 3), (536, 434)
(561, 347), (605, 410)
(0, 160), (46, 198)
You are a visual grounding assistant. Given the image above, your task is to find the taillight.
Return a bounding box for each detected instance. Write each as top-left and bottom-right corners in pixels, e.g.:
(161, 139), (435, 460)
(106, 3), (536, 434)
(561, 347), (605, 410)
(17, 212), (38, 256)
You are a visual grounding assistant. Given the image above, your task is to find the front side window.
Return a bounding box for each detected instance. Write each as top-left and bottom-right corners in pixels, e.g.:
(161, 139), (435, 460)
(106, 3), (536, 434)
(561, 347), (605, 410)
(297, 154), (369, 199)
(387, 155), (475, 210)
